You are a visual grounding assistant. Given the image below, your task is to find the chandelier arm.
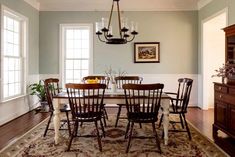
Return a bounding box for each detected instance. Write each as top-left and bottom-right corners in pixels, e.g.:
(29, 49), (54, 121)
(126, 35), (136, 42)
(108, 0), (114, 29)
(97, 34), (106, 43)
(117, 1), (122, 38)
(103, 31), (110, 41)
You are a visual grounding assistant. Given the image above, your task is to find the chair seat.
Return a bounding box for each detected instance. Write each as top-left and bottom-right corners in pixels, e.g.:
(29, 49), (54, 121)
(75, 112), (103, 122)
(127, 112), (158, 123)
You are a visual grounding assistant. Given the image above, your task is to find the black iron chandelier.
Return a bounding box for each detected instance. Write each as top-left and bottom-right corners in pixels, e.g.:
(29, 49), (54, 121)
(95, 0), (138, 44)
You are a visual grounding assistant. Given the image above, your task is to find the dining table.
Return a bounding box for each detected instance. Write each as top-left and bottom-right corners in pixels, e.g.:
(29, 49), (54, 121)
(52, 89), (171, 145)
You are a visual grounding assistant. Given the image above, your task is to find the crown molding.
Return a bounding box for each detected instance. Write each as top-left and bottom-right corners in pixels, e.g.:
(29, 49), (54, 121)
(24, 0), (40, 10)
(198, 0), (213, 10)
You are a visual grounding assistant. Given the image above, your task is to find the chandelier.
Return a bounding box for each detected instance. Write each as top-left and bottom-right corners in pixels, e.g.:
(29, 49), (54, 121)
(95, 0), (138, 44)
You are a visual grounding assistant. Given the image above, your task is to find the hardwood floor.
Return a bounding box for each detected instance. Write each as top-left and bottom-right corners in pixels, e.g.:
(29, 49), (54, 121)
(186, 108), (235, 156)
(0, 107), (235, 156)
(0, 110), (49, 150)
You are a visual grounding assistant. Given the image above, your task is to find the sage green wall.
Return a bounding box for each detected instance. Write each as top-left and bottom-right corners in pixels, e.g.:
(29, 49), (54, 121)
(0, 0), (39, 74)
(198, 0), (235, 73)
(39, 11), (198, 74)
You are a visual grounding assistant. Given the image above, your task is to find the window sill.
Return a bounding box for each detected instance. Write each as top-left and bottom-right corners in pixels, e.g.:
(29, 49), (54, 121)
(1, 94), (28, 103)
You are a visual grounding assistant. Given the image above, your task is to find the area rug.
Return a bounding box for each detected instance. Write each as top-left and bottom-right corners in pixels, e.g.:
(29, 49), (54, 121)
(0, 115), (228, 157)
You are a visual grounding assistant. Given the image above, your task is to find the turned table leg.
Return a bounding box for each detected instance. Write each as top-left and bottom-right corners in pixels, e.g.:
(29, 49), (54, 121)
(162, 99), (170, 145)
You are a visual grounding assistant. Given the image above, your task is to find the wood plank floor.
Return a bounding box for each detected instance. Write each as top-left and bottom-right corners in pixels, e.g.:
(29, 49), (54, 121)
(0, 110), (49, 150)
(0, 107), (235, 156)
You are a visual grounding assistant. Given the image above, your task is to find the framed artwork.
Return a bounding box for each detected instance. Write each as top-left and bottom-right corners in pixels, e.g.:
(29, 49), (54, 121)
(134, 42), (160, 63)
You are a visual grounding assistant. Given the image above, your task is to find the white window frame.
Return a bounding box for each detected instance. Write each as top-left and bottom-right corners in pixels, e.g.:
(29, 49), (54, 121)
(60, 24), (93, 87)
(0, 5), (28, 102)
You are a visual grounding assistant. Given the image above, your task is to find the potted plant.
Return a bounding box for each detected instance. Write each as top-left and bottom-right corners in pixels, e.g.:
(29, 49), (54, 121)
(28, 80), (47, 111)
(212, 63), (235, 83)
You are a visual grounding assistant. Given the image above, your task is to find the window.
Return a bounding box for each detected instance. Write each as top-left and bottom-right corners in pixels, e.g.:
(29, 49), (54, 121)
(61, 24), (93, 85)
(1, 6), (27, 101)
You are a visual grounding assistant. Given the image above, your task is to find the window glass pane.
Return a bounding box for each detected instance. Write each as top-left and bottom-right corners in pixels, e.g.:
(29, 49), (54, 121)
(74, 40), (82, 49)
(81, 49), (89, 58)
(66, 49), (74, 58)
(7, 17), (14, 31)
(14, 21), (19, 32)
(66, 39), (74, 49)
(82, 39), (89, 48)
(15, 83), (20, 95)
(73, 79), (80, 83)
(74, 30), (81, 39)
(82, 30), (89, 39)
(74, 60), (81, 69)
(66, 60), (73, 69)
(13, 45), (19, 56)
(66, 70), (73, 79)
(14, 58), (20, 70)
(8, 58), (15, 71)
(15, 71), (20, 82)
(81, 70), (88, 78)
(9, 71), (15, 83)
(3, 57), (9, 71)
(66, 29), (73, 39)
(7, 31), (14, 43)
(81, 60), (89, 69)
(9, 84), (15, 96)
(66, 79), (73, 83)
(4, 85), (8, 98)
(73, 70), (80, 79)
(73, 49), (81, 59)
(14, 33), (19, 44)
(4, 72), (8, 84)
(6, 43), (13, 56)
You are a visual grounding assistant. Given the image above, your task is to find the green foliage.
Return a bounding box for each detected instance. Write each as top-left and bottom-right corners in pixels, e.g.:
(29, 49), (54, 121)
(28, 80), (46, 101)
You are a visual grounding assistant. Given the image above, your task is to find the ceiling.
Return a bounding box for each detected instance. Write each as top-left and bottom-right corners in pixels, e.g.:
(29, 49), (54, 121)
(35, 0), (202, 11)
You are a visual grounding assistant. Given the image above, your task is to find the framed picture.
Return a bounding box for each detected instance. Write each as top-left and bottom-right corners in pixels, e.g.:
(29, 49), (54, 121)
(134, 42), (160, 63)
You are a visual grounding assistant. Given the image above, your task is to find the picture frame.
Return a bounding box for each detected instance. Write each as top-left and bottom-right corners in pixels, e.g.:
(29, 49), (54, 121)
(134, 42), (160, 63)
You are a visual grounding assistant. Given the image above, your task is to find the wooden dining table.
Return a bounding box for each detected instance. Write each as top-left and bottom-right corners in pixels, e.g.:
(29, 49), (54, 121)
(52, 89), (171, 145)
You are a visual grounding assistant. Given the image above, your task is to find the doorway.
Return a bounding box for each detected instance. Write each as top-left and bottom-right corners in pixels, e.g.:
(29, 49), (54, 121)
(202, 9), (227, 109)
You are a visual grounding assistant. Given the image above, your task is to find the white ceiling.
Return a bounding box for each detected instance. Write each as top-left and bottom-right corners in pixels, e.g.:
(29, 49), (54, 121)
(34, 0), (202, 11)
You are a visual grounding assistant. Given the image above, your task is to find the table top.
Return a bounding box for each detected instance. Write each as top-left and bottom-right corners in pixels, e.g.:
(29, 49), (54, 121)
(53, 89), (170, 99)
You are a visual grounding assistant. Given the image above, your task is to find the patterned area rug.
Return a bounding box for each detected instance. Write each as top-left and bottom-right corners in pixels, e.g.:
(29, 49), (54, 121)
(0, 115), (228, 157)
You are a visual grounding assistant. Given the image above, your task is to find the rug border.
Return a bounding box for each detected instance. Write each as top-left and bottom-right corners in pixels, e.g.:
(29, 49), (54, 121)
(186, 120), (230, 157)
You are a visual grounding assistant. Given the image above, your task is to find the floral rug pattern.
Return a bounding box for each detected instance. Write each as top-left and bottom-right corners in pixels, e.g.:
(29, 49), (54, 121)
(0, 115), (228, 157)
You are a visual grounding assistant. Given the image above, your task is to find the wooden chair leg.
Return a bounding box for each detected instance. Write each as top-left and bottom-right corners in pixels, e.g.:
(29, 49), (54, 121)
(67, 120), (78, 151)
(65, 112), (71, 136)
(158, 114), (163, 128)
(102, 113), (107, 127)
(95, 120), (102, 152)
(125, 121), (130, 139)
(152, 122), (162, 154)
(182, 114), (192, 140)
(179, 114), (185, 129)
(43, 112), (53, 137)
(100, 119), (105, 138)
(126, 122), (134, 153)
(115, 104), (122, 127)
